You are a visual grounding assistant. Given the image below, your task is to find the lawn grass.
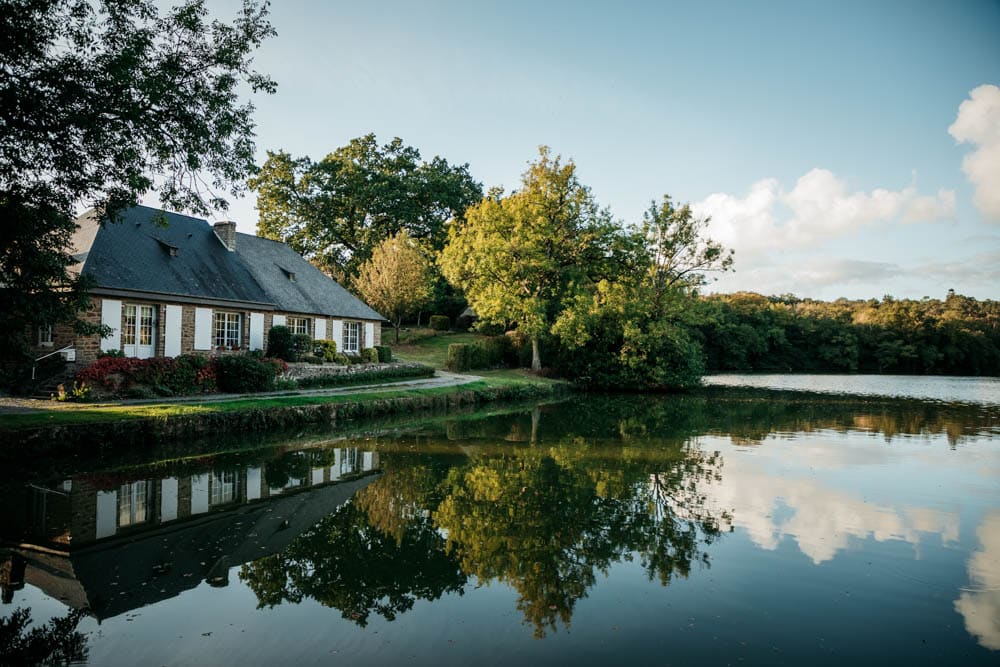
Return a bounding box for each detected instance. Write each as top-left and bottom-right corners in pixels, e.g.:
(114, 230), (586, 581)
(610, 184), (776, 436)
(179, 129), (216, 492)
(386, 327), (482, 368)
(0, 377), (560, 432)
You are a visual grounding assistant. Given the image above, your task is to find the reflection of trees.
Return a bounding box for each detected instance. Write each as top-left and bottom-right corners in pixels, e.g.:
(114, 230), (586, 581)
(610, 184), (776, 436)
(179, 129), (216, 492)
(434, 442), (728, 637)
(0, 607), (88, 665)
(239, 501), (465, 627)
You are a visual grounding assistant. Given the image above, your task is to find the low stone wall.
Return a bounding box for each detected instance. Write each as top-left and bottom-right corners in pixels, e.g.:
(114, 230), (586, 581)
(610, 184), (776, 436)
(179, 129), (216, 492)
(281, 361), (423, 381)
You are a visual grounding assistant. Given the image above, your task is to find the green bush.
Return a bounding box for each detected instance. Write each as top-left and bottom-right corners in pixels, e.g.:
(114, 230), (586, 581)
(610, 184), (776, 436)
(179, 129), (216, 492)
(346, 354), (364, 364)
(296, 364), (434, 389)
(374, 345), (392, 363)
(333, 352), (351, 365)
(429, 315), (450, 331)
(446, 343), (473, 372)
(299, 354), (324, 364)
(215, 354), (280, 393)
(313, 339), (338, 361)
(266, 325), (294, 361)
(470, 335), (511, 369)
(362, 347), (380, 363)
(292, 333), (314, 361)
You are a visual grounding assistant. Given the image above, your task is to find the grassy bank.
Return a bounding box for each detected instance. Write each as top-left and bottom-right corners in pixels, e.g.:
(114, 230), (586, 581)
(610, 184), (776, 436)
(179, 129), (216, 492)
(0, 375), (567, 459)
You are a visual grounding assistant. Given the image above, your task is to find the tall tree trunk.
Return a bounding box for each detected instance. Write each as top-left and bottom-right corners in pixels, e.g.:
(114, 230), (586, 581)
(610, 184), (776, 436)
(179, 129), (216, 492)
(531, 336), (541, 372)
(394, 323), (400, 344)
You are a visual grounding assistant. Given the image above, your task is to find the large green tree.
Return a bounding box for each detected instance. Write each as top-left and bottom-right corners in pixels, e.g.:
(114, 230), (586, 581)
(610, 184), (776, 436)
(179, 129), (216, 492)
(249, 135), (482, 282)
(439, 147), (641, 370)
(355, 230), (434, 343)
(0, 0), (276, 364)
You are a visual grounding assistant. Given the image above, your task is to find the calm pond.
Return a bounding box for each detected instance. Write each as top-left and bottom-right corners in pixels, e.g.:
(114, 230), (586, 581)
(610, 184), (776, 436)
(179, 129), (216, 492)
(2, 377), (998, 666)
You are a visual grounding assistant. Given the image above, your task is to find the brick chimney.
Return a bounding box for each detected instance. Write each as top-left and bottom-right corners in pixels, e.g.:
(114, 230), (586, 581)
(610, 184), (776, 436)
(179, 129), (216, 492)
(213, 220), (237, 251)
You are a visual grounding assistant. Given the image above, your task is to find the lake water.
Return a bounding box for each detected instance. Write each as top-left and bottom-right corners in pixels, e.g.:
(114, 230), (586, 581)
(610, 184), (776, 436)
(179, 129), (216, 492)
(2, 379), (998, 666)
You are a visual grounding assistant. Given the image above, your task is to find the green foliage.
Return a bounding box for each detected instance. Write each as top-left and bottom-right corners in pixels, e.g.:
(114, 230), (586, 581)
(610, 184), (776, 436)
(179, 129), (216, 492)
(429, 315), (451, 331)
(214, 354), (283, 393)
(446, 344), (473, 372)
(294, 364), (434, 389)
(299, 354), (324, 365)
(374, 345), (393, 363)
(249, 135), (482, 281)
(694, 291), (1000, 375)
(0, 0), (275, 363)
(0, 607), (89, 665)
(313, 339), (338, 362)
(552, 280), (705, 390)
(266, 325), (294, 361)
(362, 347), (381, 363)
(440, 147), (643, 370)
(333, 353), (352, 365)
(356, 231), (435, 343)
(292, 334), (314, 361)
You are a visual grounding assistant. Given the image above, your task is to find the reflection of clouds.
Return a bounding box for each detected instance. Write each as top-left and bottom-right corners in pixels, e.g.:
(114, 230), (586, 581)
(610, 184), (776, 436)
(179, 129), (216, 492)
(698, 460), (959, 564)
(955, 511), (1000, 651)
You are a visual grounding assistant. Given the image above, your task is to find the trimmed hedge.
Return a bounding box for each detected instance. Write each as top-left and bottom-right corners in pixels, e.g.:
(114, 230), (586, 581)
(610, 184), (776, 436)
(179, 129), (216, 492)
(446, 344), (473, 372)
(292, 333), (314, 360)
(266, 326), (294, 361)
(295, 364), (434, 389)
(215, 355), (286, 393)
(430, 315), (450, 331)
(374, 345), (392, 363)
(446, 337), (514, 372)
(362, 347), (380, 363)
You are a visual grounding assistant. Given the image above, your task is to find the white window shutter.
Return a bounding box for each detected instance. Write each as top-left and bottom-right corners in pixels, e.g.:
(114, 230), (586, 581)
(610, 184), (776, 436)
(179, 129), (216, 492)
(164, 305), (182, 357)
(194, 307), (212, 350)
(365, 322), (374, 349)
(100, 299), (121, 352)
(249, 312), (265, 351)
(331, 320), (343, 351)
(313, 317), (326, 340)
(272, 314), (286, 328)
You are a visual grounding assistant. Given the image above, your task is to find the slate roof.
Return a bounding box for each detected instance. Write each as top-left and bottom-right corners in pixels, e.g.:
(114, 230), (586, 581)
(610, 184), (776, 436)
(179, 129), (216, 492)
(235, 233), (384, 321)
(73, 205), (383, 319)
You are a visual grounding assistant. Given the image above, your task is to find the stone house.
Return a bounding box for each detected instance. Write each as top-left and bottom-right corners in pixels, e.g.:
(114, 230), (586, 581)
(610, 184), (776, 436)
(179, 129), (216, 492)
(33, 205), (384, 364)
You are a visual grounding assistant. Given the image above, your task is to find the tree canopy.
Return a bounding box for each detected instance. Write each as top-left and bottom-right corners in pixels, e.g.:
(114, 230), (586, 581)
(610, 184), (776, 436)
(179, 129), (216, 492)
(355, 230), (434, 343)
(249, 135), (482, 281)
(0, 0), (276, 364)
(439, 147), (640, 370)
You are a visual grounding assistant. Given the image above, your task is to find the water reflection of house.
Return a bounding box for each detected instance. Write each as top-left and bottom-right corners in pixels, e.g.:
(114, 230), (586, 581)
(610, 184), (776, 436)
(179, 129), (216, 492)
(0, 447), (379, 621)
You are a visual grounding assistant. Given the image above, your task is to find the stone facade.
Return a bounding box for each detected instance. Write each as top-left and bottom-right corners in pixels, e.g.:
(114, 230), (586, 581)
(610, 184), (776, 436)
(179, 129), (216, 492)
(34, 295), (385, 364)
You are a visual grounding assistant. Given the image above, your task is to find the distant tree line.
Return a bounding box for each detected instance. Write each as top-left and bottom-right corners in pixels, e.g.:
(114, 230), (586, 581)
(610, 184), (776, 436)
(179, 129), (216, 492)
(694, 291), (1000, 375)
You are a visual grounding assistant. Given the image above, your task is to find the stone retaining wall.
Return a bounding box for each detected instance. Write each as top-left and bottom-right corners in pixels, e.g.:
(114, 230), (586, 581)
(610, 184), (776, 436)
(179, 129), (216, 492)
(281, 361), (423, 381)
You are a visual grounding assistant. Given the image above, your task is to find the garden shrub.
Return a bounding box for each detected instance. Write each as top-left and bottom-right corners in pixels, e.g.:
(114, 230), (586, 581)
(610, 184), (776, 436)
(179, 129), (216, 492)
(292, 334), (314, 361)
(76, 354), (218, 395)
(374, 345), (392, 363)
(313, 339), (338, 362)
(296, 364), (434, 389)
(429, 315), (450, 331)
(266, 325), (294, 361)
(298, 354), (324, 365)
(470, 335), (511, 369)
(214, 354), (283, 393)
(333, 352), (351, 365)
(446, 344), (472, 372)
(362, 347), (380, 363)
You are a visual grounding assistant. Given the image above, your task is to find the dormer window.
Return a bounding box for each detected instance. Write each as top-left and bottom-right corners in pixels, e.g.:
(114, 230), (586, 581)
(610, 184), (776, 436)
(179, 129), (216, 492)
(155, 237), (179, 257)
(280, 266), (296, 282)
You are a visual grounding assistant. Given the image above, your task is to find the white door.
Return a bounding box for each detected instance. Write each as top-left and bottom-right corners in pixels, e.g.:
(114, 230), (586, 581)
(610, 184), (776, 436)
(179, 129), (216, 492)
(123, 304), (156, 358)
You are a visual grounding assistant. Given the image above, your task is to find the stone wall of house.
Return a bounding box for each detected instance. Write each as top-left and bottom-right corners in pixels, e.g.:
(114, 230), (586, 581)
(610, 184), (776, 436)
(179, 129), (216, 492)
(48, 297), (384, 365)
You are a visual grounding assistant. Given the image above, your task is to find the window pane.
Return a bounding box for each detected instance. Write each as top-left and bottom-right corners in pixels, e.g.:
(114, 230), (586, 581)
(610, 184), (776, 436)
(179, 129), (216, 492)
(122, 305), (136, 345)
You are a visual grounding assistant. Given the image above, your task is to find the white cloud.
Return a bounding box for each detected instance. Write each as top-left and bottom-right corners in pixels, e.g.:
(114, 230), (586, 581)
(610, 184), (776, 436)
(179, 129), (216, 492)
(949, 84), (1000, 221)
(954, 511), (1000, 650)
(693, 169), (955, 262)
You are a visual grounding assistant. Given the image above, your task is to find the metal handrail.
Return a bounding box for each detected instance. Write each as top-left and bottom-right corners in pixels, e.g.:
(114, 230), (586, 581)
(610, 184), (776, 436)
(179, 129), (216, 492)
(32, 345), (75, 380)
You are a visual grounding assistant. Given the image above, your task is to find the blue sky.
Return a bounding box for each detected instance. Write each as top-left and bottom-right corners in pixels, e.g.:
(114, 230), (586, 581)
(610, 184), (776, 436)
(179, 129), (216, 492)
(203, 0), (1000, 300)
